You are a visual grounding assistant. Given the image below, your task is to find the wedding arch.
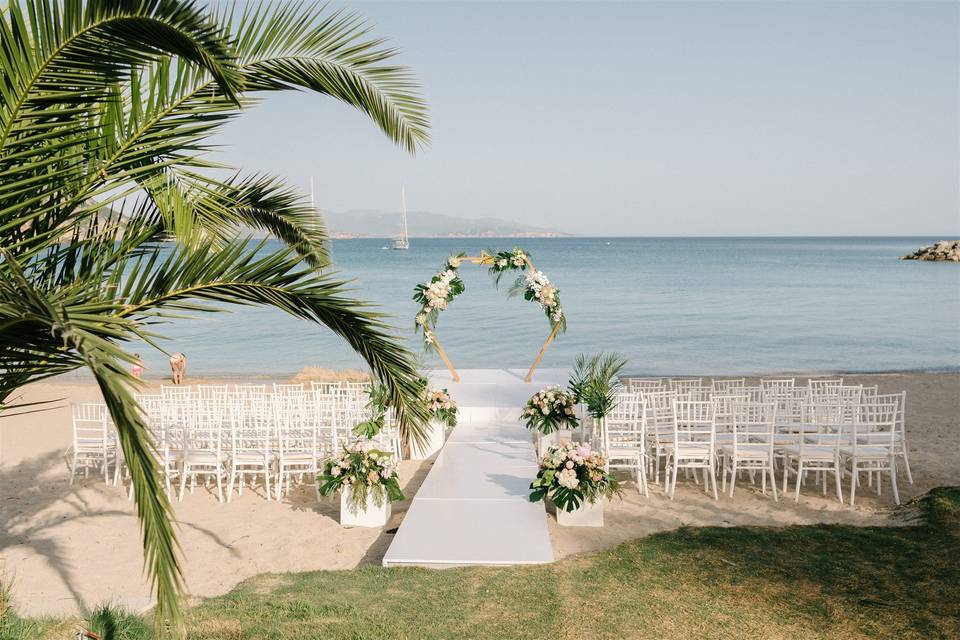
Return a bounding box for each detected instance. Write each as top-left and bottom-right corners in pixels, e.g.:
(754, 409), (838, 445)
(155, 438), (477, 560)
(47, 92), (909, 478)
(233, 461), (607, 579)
(413, 248), (566, 383)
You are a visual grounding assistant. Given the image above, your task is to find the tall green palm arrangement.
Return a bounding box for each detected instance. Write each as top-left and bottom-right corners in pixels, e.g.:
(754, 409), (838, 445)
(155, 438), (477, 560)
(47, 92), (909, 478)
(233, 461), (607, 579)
(0, 0), (430, 632)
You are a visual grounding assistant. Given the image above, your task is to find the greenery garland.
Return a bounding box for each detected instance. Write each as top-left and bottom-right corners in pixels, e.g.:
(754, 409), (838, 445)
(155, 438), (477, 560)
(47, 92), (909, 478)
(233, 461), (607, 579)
(412, 247), (566, 351)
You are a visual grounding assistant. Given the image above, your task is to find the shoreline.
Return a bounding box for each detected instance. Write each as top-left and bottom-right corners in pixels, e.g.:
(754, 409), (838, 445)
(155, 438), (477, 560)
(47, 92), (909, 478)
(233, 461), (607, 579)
(43, 365), (960, 385)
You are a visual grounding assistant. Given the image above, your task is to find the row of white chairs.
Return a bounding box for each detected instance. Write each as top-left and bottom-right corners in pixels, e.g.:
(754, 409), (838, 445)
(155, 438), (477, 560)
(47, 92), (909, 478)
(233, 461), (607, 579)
(598, 381), (911, 506)
(67, 382), (393, 503)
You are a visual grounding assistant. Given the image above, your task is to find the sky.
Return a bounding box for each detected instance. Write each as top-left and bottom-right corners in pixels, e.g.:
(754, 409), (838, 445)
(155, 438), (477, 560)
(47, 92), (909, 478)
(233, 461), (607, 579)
(214, 1), (960, 237)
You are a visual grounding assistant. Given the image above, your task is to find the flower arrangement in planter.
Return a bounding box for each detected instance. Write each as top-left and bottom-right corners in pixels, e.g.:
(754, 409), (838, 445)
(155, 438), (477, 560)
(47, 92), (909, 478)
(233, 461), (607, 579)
(529, 441), (621, 526)
(425, 387), (458, 427)
(522, 385), (579, 434)
(410, 386), (458, 459)
(318, 442), (403, 527)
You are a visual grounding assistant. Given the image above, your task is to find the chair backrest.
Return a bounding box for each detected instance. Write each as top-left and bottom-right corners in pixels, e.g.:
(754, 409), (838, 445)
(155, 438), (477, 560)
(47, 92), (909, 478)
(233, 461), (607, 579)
(711, 378), (745, 392)
(235, 384), (267, 398)
(712, 393), (748, 433)
(160, 385), (194, 399)
(605, 394), (645, 452)
(621, 378), (664, 393)
(808, 378), (843, 402)
(643, 390), (677, 443)
(670, 378), (703, 394)
(72, 403), (108, 450)
(732, 401), (776, 449)
(310, 380), (342, 394)
(273, 382), (305, 395)
(852, 399), (898, 452)
(761, 378), (795, 393)
(672, 399), (715, 449)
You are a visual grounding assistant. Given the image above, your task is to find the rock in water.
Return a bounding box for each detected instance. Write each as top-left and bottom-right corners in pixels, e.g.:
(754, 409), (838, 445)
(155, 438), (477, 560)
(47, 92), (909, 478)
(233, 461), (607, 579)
(901, 240), (960, 262)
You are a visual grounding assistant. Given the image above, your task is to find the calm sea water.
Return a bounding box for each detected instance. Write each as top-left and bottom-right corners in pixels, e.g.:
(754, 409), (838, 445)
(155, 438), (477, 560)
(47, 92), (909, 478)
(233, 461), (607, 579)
(131, 237), (960, 377)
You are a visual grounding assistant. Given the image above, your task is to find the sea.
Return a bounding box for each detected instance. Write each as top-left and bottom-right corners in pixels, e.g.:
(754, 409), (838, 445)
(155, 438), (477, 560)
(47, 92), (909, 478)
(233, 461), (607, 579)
(128, 237), (960, 378)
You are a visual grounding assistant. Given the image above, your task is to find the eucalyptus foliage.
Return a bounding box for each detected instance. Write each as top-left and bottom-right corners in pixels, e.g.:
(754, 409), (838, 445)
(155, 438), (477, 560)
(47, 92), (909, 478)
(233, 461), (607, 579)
(0, 0), (430, 631)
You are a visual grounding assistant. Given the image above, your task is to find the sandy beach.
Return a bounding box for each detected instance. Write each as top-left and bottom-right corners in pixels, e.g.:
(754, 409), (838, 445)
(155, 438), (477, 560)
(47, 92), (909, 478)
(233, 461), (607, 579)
(1, 372), (957, 617)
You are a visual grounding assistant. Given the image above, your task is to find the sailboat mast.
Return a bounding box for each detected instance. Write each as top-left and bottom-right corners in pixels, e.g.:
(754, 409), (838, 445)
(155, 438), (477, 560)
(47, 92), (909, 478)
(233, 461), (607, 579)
(401, 184), (409, 242)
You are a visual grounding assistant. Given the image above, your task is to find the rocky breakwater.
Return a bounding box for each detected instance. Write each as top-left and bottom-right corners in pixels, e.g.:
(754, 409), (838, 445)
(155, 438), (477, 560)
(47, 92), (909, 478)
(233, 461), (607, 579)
(901, 240), (960, 262)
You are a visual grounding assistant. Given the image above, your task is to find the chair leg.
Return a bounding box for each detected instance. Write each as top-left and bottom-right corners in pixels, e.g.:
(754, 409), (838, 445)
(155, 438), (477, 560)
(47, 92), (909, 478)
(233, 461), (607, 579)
(890, 457), (900, 506)
(794, 461), (803, 502)
(669, 458), (679, 500)
(708, 461), (718, 500)
(69, 452), (78, 485)
(729, 462), (737, 498)
(178, 463), (189, 502)
(227, 463), (236, 503)
(834, 462), (844, 504)
(769, 463), (778, 502)
(849, 460), (857, 506)
(215, 465), (224, 503)
(901, 448), (914, 484)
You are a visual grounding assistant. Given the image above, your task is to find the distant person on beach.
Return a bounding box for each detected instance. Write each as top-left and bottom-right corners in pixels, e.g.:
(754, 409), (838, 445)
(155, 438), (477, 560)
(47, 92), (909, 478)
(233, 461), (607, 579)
(169, 352), (186, 384)
(131, 353), (144, 379)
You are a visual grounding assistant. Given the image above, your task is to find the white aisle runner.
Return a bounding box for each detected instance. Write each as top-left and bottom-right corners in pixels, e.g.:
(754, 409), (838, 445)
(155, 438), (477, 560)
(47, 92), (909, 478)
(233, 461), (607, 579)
(382, 369), (564, 567)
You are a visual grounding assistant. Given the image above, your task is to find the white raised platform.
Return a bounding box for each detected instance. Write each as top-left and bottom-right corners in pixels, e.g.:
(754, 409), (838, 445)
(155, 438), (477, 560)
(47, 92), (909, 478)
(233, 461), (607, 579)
(382, 368), (566, 568)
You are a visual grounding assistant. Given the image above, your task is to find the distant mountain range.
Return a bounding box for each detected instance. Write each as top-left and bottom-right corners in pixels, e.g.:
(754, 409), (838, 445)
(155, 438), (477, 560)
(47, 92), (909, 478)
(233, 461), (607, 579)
(323, 209), (568, 239)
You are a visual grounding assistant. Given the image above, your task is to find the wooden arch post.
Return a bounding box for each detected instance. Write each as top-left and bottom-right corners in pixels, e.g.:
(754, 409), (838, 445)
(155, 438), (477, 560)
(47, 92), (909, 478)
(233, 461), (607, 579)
(423, 253), (562, 384)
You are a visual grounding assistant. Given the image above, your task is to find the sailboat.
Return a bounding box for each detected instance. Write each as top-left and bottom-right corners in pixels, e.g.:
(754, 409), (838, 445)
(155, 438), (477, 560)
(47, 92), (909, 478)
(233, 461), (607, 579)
(392, 185), (410, 250)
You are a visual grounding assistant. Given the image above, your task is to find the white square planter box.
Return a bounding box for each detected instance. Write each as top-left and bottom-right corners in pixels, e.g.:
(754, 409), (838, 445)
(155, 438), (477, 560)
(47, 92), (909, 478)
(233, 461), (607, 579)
(340, 487), (391, 528)
(555, 496), (605, 527)
(537, 429), (575, 458)
(409, 420), (446, 460)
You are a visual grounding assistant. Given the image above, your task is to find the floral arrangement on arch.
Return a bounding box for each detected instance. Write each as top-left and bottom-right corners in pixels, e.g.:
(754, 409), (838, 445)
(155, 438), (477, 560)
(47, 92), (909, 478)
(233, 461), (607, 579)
(529, 441), (621, 512)
(521, 385), (579, 434)
(413, 253), (466, 349)
(424, 387), (458, 427)
(318, 442), (403, 508)
(412, 247), (566, 351)
(486, 248), (566, 330)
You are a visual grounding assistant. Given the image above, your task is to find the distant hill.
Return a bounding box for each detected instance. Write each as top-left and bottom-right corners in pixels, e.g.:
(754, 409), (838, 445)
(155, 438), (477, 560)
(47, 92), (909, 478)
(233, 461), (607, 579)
(323, 209), (568, 239)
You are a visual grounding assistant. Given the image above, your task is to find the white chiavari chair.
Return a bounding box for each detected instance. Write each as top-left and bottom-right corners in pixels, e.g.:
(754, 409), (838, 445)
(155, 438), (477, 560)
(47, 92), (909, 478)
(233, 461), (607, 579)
(841, 398), (901, 505)
(780, 401), (844, 504)
(178, 400), (227, 502)
(720, 402), (778, 500)
(67, 403), (114, 484)
(643, 390), (677, 486)
(712, 393), (747, 446)
(884, 391), (912, 484)
(227, 393), (273, 501)
(275, 392), (319, 499)
(666, 399), (718, 500)
(604, 394), (648, 496)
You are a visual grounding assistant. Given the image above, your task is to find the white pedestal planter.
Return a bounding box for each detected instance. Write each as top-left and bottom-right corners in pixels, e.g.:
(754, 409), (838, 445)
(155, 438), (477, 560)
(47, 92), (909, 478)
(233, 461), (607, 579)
(409, 420), (446, 460)
(340, 487), (391, 527)
(555, 496), (605, 527)
(537, 429), (575, 458)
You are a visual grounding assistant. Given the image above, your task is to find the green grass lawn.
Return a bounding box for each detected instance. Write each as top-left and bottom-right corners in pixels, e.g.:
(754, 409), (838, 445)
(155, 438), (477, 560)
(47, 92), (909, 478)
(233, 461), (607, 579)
(4, 487), (958, 640)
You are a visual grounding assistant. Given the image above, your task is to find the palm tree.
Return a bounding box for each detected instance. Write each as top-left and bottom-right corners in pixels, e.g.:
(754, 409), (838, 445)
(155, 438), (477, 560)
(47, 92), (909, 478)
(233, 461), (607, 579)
(0, 0), (430, 631)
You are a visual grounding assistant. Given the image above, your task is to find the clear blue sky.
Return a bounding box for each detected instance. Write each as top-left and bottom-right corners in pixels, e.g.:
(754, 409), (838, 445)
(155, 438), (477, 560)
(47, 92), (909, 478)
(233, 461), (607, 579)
(215, 1), (959, 236)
